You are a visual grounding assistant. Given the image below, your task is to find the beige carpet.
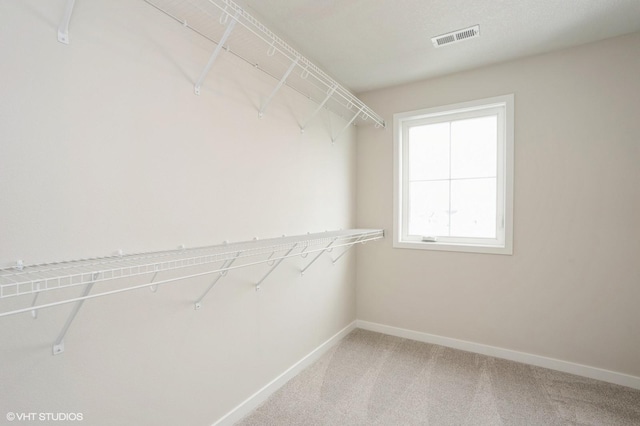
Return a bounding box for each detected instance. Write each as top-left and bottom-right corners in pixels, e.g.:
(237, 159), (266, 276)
(237, 329), (640, 425)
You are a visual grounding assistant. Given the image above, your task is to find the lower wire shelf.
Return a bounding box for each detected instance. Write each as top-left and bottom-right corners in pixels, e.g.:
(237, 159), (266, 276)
(0, 229), (384, 318)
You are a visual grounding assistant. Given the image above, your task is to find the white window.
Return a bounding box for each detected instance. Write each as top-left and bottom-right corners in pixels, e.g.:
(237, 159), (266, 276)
(393, 94), (514, 254)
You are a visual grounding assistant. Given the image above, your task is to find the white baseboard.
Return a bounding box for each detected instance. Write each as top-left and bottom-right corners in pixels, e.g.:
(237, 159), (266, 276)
(213, 318), (639, 425)
(356, 320), (640, 390)
(212, 321), (357, 426)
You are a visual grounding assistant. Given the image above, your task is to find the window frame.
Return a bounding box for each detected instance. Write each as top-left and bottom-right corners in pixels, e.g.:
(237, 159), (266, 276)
(393, 94), (514, 255)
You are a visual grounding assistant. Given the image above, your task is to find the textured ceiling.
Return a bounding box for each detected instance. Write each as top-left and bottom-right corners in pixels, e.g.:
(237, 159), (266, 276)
(236, 0), (640, 93)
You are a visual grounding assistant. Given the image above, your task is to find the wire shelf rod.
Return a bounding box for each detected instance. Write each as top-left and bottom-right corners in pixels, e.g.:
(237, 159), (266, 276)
(1, 230), (378, 280)
(0, 230), (383, 313)
(0, 232), (381, 318)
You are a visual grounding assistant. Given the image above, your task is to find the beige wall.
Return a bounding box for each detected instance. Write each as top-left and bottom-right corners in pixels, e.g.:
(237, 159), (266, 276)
(0, 1), (357, 424)
(356, 32), (640, 377)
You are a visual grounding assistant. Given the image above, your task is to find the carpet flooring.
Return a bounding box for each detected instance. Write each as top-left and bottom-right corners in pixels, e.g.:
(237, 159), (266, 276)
(237, 329), (640, 425)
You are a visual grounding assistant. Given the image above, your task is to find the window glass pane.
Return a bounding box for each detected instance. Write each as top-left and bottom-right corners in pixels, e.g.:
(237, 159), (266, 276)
(408, 181), (449, 237)
(450, 116), (497, 179)
(450, 178), (497, 238)
(409, 122), (450, 181)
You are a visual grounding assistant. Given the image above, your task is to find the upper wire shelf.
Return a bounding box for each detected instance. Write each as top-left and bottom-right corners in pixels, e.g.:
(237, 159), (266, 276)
(0, 229), (383, 317)
(143, 0), (386, 131)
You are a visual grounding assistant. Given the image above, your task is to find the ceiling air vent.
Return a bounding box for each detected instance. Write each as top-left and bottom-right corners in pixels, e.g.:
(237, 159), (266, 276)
(431, 25), (480, 48)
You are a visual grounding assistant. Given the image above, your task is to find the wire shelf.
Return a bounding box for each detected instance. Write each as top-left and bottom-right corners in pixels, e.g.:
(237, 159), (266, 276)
(0, 229), (384, 317)
(143, 0), (385, 129)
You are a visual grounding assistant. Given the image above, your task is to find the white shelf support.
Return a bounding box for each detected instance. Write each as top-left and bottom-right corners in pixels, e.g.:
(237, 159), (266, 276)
(29, 279), (44, 319)
(299, 243), (310, 258)
(259, 57), (299, 118)
(194, 253), (239, 310)
(255, 243), (298, 291)
(300, 84), (337, 132)
(57, 0), (76, 44)
(194, 10), (240, 95)
(30, 292), (40, 319)
(332, 106), (364, 143)
(265, 251), (278, 265)
(52, 272), (100, 355)
(331, 236), (363, 265)
(148, 265), (161, 293)
(301, 239), (336, 276)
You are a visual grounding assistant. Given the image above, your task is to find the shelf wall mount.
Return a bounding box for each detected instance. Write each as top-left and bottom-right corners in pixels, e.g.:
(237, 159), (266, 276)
(194, 9), (240, 95)
(194, 252), (239, 309)
(259, 57), (299, 118)
(52, 272), (99, 355)
(57, 0), (76, 44)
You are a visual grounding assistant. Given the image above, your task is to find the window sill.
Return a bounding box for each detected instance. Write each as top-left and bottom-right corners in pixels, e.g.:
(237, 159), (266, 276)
(393, 240), (512, 255)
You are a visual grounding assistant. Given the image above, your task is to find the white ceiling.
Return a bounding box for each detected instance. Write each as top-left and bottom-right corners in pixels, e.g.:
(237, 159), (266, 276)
(237, 0), (640, 93)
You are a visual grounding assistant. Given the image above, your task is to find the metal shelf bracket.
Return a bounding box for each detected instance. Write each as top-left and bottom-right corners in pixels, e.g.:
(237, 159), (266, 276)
(332, 106), (364, 143)
(331, 236), (363, 265)
(30, 292), (40, 319)
(194, 253), (239, 310)
(148, 264), (161, 292)
(299, 243), (310, 258)
(255, 243), (298, 291)
(259, 57), (299, 118)
(29, 281), (45, 319)
(57, 0), (76, 44)
(52, 272), (100, 355)
(194, 10), (240, 95)
(301, 239), (336, 276)
(300, 84), (337, 133)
